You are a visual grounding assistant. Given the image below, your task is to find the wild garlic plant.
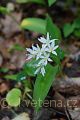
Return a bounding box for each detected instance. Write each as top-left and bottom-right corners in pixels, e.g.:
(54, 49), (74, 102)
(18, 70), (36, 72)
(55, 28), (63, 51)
(26, 32), (58, 76)
(2, 0), (64, 111)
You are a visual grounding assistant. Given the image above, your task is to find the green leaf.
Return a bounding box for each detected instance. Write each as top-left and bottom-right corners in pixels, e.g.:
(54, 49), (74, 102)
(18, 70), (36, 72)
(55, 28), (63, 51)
(4, 74), (18, 81)
(51, 54), (60, 65)
(56, 48), (65, 60)
(0, 6), (10, 14)
(5, 72), (27, 81)
(46, 15), (61, 40)
(48, 0), (56, 6)
(74, 29), (80, 38)
(63, 23), (75, 38)
(23, 59), (38, 76)
(6, 88), (21, 107)
(16, 0), (45, 4)
(33, 64), (58, 111)
(21, 18), (46, 34)
(73, 18), (80, 29)
(50, 48), (64, 65)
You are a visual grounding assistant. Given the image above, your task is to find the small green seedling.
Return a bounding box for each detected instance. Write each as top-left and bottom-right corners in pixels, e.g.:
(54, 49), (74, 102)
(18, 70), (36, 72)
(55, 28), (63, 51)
(6, 88), (21, 107)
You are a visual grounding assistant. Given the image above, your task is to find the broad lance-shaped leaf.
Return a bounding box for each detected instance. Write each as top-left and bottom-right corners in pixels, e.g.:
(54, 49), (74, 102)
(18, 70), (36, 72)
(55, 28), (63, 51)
(33, 64), (58, 111)
(21, 18), (46, 34)
(16, 0), (45, 4)
(48, 0), (56, 6)
(46, 15), (61, 39)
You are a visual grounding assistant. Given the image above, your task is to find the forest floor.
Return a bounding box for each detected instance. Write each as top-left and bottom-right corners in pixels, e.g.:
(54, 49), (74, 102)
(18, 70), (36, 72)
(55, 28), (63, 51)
(0, 1), (80, 120)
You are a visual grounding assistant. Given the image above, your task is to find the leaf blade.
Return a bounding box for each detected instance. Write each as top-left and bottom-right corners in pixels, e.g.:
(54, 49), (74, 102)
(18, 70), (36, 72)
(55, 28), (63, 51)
(63, 23), (75, 38)
(48, 0), (56, 6)
(6, 88), (21, 107)
(16, 0), (45, 4)
(21, 18), (46, 34)
(46, 15), (61, 39)
(33, 64), (58, 111)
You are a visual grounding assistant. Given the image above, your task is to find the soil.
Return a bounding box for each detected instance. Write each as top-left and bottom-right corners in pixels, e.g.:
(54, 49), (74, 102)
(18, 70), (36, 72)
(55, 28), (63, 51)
(0, 0), (80, 120)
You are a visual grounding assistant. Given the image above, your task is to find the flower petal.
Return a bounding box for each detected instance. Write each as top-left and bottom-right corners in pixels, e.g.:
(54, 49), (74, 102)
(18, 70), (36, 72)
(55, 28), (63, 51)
(35, 67), (40, 74)
(32, 45), (37, 50)
(47, 32), (49, 40)
(52, 51), (57, 56)
(26, 48), (32, 53)
(36, 53), (41, 60)
(48, 58), (52, 62)
(41, 67), (45, 76)
(53, 45), (59, 50)
(38, 37), (46, 43)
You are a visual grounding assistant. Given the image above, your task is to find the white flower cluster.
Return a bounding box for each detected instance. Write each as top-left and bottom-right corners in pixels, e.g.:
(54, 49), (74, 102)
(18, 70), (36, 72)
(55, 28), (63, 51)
(26, 33), (58, 76)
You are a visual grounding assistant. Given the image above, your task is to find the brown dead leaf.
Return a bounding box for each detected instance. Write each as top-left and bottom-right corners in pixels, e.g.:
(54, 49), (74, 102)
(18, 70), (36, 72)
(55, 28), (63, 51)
(0, 83), (9, 94)
(1, 12), (22, 38)
(10, 51), (25, 69)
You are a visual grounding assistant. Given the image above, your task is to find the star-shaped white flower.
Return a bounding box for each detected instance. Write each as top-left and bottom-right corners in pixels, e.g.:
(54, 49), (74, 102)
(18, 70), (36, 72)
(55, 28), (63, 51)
(38, 53), (52, 66)
(38, 32), (57, 47)
(35, 60), (46, 76)
(35, 44), (47, 60)
(26, 47), (36, 60)
(34, 44), (42, 60)
(26, 32), (59, 76)
(26, 44), (42, 60)
(47, 42), (58, 56)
